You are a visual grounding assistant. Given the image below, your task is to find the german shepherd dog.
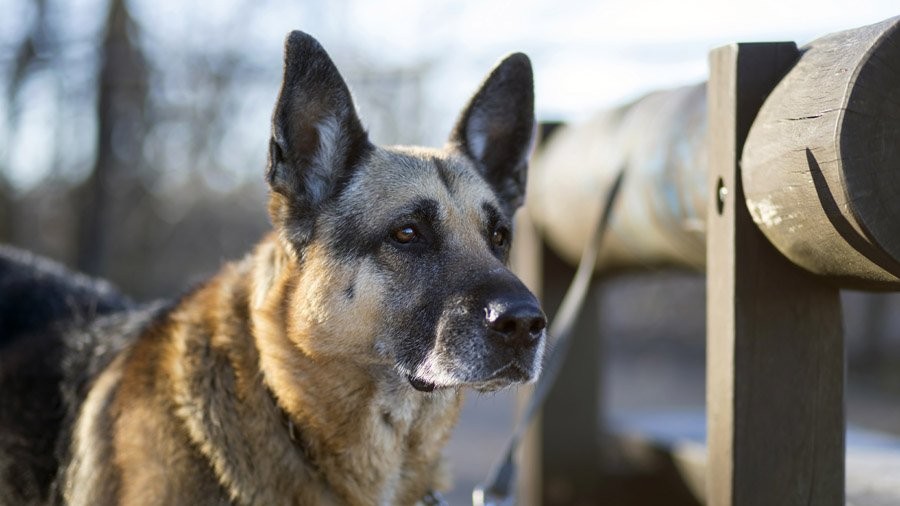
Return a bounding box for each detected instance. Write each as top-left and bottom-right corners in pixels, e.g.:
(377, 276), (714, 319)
(0, 32), (545, 505)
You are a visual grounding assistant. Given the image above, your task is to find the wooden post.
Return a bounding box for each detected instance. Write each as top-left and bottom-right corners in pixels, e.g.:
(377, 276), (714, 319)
(510, 206), (544, 506)
(511, 217), (604, 506)
(515, 121), (603, 506)
(706, 43), (845, 506)
(538, 247), (602, 505)
(513, 121), (604, 506)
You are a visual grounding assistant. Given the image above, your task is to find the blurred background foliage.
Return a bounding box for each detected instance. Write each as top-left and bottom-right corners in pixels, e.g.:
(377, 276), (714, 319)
(0, 0), (440, 298)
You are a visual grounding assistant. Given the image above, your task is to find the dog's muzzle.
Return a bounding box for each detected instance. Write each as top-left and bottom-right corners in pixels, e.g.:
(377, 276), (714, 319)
(405, 268), (546, 392)
(464, 283), (547, 390)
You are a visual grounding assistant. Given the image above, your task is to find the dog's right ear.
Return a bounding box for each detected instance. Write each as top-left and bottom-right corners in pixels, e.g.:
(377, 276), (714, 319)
(267, 31), (370, 247)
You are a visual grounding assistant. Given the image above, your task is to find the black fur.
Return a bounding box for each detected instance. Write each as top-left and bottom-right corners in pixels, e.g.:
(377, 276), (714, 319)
(0, 246), (162, 505)
(432, 157), (457, 196)
(0, 247), (126, 346)
(267, 31), (374, 250)
(449, 53), (536, 216)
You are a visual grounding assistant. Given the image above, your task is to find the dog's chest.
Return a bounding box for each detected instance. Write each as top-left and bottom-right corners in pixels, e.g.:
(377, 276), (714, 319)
(361, 387), (461, 505)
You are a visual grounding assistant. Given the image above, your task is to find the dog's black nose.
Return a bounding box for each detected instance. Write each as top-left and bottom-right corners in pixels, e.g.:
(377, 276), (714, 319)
(486, 301), (546, 349)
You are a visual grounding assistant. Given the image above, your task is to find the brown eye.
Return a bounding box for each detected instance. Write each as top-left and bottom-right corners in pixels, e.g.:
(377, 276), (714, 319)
(393, 225), (418, 244)
(492, 227), (509, 248)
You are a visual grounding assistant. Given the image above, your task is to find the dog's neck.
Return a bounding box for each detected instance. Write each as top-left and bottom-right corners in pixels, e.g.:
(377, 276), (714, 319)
(242, 235), (464, 505)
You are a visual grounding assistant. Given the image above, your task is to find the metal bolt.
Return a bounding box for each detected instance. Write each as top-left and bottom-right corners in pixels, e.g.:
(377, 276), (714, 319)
(716, 177), (728, 215)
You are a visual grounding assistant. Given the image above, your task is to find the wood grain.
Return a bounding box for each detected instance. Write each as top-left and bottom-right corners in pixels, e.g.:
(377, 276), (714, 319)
(527, 84), (708, 271)
(529, 17), (900, 290)
(742, 16), (900, 289)
(707, 43), (845, 506)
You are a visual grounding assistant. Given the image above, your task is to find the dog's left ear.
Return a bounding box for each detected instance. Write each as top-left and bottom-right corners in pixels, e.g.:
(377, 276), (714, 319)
(449, 53), (535, 216)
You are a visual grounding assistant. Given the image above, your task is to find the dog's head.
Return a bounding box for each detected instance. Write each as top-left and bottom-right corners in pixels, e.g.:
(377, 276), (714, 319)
(265, 32), (544, 393)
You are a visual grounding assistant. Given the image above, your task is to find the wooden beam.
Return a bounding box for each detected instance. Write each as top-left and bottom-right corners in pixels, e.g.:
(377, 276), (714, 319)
(742, 16), (900, 289)
(707, 42), (845, 506)
(528, 17), (900, 290)
(528, 84), (708, 271)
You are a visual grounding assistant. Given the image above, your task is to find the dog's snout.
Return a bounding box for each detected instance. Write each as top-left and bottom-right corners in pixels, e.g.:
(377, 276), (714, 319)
(486, 300), (546, 349)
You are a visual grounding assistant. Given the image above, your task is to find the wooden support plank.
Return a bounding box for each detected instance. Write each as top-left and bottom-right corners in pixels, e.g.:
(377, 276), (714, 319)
(510, 206), (544, 506)
(706, 43), (845, 506)
(511, 212), (604, 506)
(539, 245), (603, 505)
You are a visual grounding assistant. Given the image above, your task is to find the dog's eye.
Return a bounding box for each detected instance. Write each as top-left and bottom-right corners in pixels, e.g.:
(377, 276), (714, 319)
(491, 227), (509, 249)
(392, 225), (418, 244)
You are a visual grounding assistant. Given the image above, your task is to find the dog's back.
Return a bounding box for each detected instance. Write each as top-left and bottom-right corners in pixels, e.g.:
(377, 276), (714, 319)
(0, 246), (131, 504)
(0, 246), (128, 346)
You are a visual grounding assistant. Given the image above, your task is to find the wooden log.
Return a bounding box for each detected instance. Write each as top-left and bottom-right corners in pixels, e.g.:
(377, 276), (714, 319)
(529, 17), (900, 289)
(742, 16), (900, 290)
(527, 84), (708, 271)
(707, 42), (845, 506)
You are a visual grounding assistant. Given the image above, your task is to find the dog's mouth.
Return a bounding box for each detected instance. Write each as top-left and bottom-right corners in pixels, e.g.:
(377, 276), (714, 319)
(471, 363), (532, 392)
(406, 374), (437, 392)
(404, 361), (532, 394)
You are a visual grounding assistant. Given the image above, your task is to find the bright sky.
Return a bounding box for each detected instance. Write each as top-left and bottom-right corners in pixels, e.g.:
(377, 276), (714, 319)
(134, 0), (900, 121)
(4, 0), (899, 189)
(337, 0), (899, 126)
(143, 0), (900, 148)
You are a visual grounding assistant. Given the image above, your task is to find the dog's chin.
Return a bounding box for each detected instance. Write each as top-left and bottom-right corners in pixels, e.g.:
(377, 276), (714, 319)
(470, 378), (518, 393)
(404, 363), (534, 394)
(470, 363), (534, 392)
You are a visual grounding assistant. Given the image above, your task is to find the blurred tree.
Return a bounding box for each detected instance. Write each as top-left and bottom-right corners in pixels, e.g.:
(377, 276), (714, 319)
(0, 0), (437, 298)
(0, 180), (10, 242)
(75, 0), (148, 276)
(1, 0), (53, 242)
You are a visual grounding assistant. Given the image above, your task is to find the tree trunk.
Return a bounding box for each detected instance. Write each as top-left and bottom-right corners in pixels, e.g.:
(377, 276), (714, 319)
(76, 0), (147, 275)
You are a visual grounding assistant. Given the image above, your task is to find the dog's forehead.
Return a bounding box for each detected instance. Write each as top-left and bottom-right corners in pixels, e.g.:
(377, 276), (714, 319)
(345, 146), (500, 220)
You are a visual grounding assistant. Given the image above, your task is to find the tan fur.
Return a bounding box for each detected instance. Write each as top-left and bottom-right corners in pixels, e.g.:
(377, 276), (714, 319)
(64, 234), (464, 505)
(53, 37), (539, 505)
(252, 239), (463, 504)
(64, 355), (123, 506)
